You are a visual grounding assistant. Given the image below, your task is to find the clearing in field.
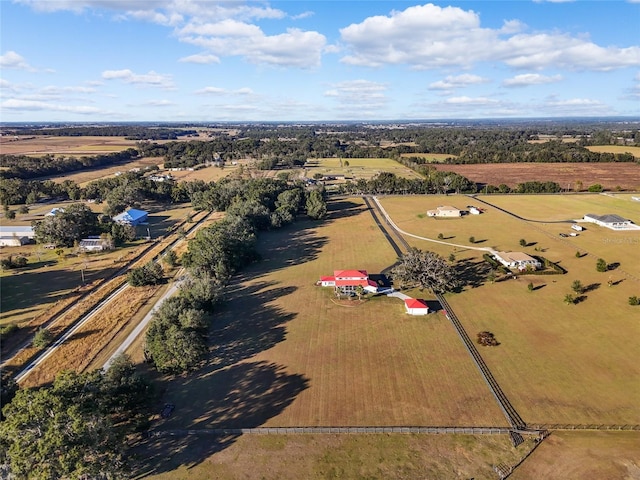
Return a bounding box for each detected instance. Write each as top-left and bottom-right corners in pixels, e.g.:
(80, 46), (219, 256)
(585, 145), (640, 157)
(304, 157), (422, 181)
(378, 194), (640, 425)
(0, 136), (139, 156)
(153, 198), (506, 432)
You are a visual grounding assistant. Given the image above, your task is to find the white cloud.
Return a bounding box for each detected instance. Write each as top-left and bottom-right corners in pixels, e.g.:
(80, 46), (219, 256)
(429, 74), (489, 90)
(195, 86), (254, 96)
(180, 22), (326, 68)
(142, 99), (174, 106)
(1, 98), (101, 114)
(17, 0), (322, 68)
(40, 85), (96, 94)
(0, 51), (36, 71)
(324, 80), (389, 116)
(445, 96), (498, 105)
(541, 96), (614, 115)
(178, 53), (220, 64)
(102, 69), (174, 87)
(503, 73), (563, 87)
(339, 3), (640, 71)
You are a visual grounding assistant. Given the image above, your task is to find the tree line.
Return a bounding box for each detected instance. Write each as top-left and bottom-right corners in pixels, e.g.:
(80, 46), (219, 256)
(143, 177), (327, 372)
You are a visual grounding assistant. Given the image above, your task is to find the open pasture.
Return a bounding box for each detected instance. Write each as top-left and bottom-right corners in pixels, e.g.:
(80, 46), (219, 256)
(304, 157), (422, 180)
(379, 195), (640, 425)
(586, 145), (640, 157)
(511, 431), (640, 480)
(138, 433), (529, 480)
(0, 135), (139, 156)
(154, 198), (506, 431)
(430, 162), (640, 191)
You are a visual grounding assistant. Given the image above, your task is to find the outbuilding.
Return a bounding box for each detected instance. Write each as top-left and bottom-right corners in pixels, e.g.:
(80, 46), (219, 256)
(404, 298), (430, 315)
(427, 205), (462, 217)
(113, 208), (148, 226)
(0, 226), (35, 246)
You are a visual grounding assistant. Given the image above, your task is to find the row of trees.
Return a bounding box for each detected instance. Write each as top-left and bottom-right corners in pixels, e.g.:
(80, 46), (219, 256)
(339, 171), (477, 196)
(143, 177), (327, 373)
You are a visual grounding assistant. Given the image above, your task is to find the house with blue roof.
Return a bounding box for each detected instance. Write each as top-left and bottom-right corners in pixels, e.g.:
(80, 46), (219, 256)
(113, 208), (148, 226)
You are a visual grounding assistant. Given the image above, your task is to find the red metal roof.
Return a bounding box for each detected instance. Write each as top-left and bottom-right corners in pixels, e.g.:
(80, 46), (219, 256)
(404, 299), (428, 309)
(334, 270), (368, 279)
(320, 276), (335, 282)
(335, 278), (370, 287)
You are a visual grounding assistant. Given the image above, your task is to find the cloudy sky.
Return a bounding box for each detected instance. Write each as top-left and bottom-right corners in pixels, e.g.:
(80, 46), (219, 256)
(1, 0), (639, 122)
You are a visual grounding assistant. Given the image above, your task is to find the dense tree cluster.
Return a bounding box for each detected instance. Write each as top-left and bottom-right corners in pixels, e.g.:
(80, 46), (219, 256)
(127, 261), (164, 287)
(33, 203), (99, 247)
(13, 125), (194, 140)
(0, 149), (139, 180)
(340, 171), (477, 195)
(391, 248), (460, 293)
(0, 356), (152, 479)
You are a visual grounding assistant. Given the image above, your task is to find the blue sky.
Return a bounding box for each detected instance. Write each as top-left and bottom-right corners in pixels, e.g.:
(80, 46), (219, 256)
(1, 0), (639, 122)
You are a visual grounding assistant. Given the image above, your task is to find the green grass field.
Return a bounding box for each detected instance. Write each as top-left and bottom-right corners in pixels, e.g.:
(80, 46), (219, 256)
(586, 145), (640, 157)
(305, 157), (422, 180)
(378, 194), (640, 425)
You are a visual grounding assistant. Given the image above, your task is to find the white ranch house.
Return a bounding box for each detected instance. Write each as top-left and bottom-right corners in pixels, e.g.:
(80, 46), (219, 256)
(494, 251), (542, 271)
(427, 205), (462, 218)
(583, 214), (640, 231)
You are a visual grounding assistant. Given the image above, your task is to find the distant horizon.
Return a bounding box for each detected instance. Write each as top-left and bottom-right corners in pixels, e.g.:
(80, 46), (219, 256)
(2, 116), (640, 128)
(2, 1), (639, 122)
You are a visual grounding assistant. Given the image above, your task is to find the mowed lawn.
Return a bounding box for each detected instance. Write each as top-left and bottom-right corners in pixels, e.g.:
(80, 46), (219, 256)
(157, 197), (506, 430)
(378, 195), (640, 425)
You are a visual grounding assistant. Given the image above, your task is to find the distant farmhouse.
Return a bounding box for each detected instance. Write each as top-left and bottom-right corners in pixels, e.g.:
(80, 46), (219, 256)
(113, 208), (148, 226)
(493, 251), (542, 271)
(583, 213), (640, 231)
(427, 205), (462, 218)
(319, 270), (380, 294)
(0, 226), (35, 247)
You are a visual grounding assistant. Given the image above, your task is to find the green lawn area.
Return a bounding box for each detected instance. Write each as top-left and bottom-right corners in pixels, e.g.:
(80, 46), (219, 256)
(305, 157), (422, 180)
(379, 194), (640, 425)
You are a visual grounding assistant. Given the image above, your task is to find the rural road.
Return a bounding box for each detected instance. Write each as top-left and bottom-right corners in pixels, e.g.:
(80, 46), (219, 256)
(103, 273), (185, 370)
(371, 196), (499, 255)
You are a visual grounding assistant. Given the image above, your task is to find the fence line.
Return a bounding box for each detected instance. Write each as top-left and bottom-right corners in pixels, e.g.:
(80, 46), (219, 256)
(148, 426), (516, 437)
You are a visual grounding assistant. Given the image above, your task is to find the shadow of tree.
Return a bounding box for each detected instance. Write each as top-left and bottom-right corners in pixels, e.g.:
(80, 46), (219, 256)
(131, 361), (309, 478)
(583, 283), (600, 293)
(455, 258), (492, 290)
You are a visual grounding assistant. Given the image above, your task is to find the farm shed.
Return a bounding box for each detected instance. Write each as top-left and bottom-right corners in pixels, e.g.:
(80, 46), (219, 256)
(0, 226), (35, 246)
(427, 205), (462, 218)
(494, 251), (542, 271)
(583, 213), (639, 231)
(45, 207), (65, 216)
(113, 208), (148, 226)
(79, 238), (110, 252)
(404, 298), (429, 315)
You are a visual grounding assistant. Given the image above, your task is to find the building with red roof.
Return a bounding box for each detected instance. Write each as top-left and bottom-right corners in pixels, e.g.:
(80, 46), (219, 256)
(318, 270), (379, 293)
(404, 298), (429, 315)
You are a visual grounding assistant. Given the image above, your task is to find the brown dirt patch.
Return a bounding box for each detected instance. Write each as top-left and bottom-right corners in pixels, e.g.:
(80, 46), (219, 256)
(433, 163), (640, 191)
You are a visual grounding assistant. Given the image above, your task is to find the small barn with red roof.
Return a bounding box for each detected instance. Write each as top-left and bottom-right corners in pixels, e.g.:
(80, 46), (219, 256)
(404, 298), (429, 316)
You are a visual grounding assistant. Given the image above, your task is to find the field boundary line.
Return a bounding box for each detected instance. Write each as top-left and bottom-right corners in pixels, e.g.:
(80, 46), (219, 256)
(148, 426), (515, 436)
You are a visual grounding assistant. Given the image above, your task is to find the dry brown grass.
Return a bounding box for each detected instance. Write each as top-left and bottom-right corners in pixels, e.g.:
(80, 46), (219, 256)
(0, 135), (139, 156)
(430, 163), (640, 191)
(150, 199), (506, 430)
(21, 284), (160, 387)
(138, 433), (531, 480)
(378, 195), (640, 425)
(511, 431), (640, 480)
